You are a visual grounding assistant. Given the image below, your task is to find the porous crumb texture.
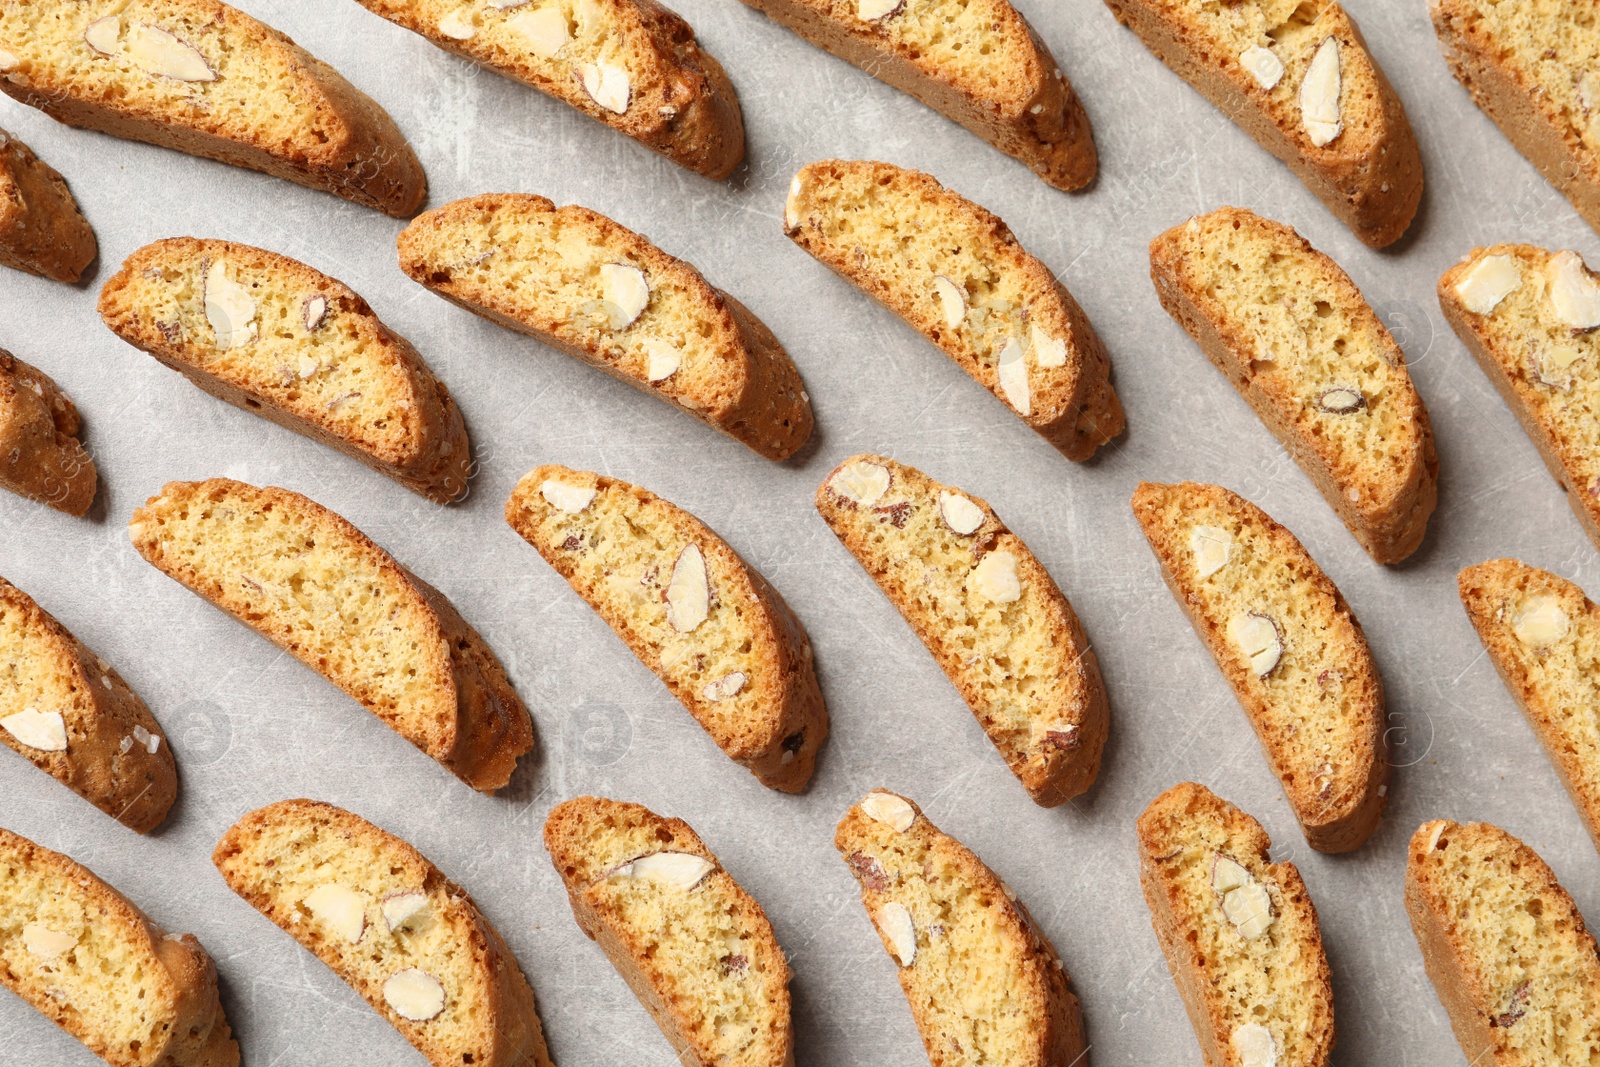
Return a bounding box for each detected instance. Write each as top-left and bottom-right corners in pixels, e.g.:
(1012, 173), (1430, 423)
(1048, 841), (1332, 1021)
(0, 827), (238, 1067)
(0, 0), (425, 216)
(834, 791), (1086, 1067)
(1150, 207), (1438, 563)
(543, 796), (793, 1067)
(784, 160), (1124, 460)
(1431, 0), (1600, 237)
(353, 0), (744, 178)
(0, 347), (96, 516)
(0, 127), (95, 282)
(1406, 819), (1600, 1066)
(129, 479), (533, 791)
(0, 575), (176, 832)
(1136, 782), (1334, 1067)
(1103, 0), (1421, 247)
(1132, 481), (1388, 853)
(505, 465), (826, 792)
(213, 799), (553, 1067)
(98, 238), (472, 503)
(1438, 244), (1600, 555)
(1459, 560), (1600, 856)
(815, 453), (1108, 806)
(736, 0), (1094, 190)
(399, 193), (813, 461)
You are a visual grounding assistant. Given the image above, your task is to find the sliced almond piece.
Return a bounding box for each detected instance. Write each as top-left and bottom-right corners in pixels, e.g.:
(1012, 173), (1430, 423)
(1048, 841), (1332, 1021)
(969, 550), (1022, 604)
(1221, 880), (1274, 939)
(303, 294), (329, 332)
(84, 17), (121, 56)
(22, 923), (76, 960)
(857, 0), (904, 19)
(127, 24), (216, 82)
(383, 968), (446, 1021)
(932, 276), (966, 330)
(579, 62), (630, 114)
(996, 337), (1030, 415)
(303, 884), (367, 944)
(832, 461), (890, 506)
(1029, 323), (1067, 368)
(1228, 611), (1282, 677)
(1188, 525), (1232, 579)
(1546, 251), (1600, 329)
(0, 708), (67, 752)
(1240, 44), (1284, 90)
(701, 671), (747, 702)
(1454, 253), (1521, 315)
(600, 262), (650, 330)
(438, 8), (477, 39)
(204, 260), (258, 350)
(874, 902), (916, 965)
(1513, 593), (1570, 648)
(1211, 855), (1251, 894)
(616, 851), (714, 890)
(938, 491), (984, 536)
(860, 791), (916, 832)
(666, 543), (710, 632)
(1300, 37), (1342, 147)
(381, 891), (430, 932)
(540, 479), (595, 513)
(643, 337), (682, 382)
(510, 6), (570, 57)
(1315, 385), (1366, 414)
(1232, 1023), (1277, 1067)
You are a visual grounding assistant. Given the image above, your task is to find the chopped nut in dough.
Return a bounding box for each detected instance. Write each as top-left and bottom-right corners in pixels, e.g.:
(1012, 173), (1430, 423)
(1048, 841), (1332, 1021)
(541, 479), (596, 513)
(1513, 593), (1569, 648)
(969, 551), (1022, 604)
(383, 968), (446, 1021)
(666, 544), (710, 632)
(1188, 525), (1232, 579)
(1454, 253), (1520, 315)
(1300, 38), (1342, 147)
(875, 901), (916, 965)
(0, 708), (67, 752)
(860, 791), (916, 832)
(832, 461), (890, 506)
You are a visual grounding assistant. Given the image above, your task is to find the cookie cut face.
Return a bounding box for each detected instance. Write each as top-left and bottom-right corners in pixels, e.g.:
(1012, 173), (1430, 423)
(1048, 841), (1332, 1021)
(1133, 481), (1389, 852)
(214, 800), (553, 1067)
(399, 193), (812, 461)
(0, 128), (95, 282)
(737, 0), (1094, 190)
(1406, 819), (1600, 1065)
(1136, 782), (1334, 1067)
(1149, 207), (1438, 563)
(99, 238), (473, 503)
(816, 453), (1109, 806)
(0, 348), (95, 516)
(1103, 0), (1421, 247)
(352, 0), (744, 178)
(0, 0), (426, 216)
(129, 478), (534, 792)
(0, 827), (239, 1067)
(506, 465), (826, 792)
(834, 790), (1087, 1067)
(543, 796), (793, 1067)
(784, 160), (1124, 460)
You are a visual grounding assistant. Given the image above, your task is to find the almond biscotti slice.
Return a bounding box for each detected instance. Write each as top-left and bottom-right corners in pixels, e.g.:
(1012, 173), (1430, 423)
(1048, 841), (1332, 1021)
(815, 454), (1108, 806)
(1137, 782), (1334, 1067)
(214, 799), (552, 1067)
(1150, 207), (1438, 563)
(0, 128), (94, 283)
(0, 0), (425, 217)
(0, 575), (176, 833)
(1132, 481), (1388, 852)
(351, 0), (743, 179)
(738, 0), (1094, 191)
(130, 478), (533, 792)
(1104, 1), (1421, 248)
(1458, 559), (1600, 858)
(544, 796), (792, 1067)
(1406, 819), (1600, 1064)
(835, 790), (1086, 1067)
(505, 465), (825, 792)
(0, 347), (95, 516)
(1438, 244), (1600, 554)
(1, 826), (238, 1067)
(784, 160), (1124, 460)
(99, 238), (472, 504)
(399, 193), (812, 461)
(1431, 2), (1600, 240)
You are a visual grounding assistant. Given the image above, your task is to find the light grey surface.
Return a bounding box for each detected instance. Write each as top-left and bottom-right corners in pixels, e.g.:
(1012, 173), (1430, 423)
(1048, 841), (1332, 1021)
(0, 1), (1595, 1064)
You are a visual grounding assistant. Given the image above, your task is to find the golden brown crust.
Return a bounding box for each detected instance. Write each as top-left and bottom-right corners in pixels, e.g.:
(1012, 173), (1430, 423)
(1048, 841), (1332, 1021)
(1132, 482), (1388, 853)
(506, 465), (826, 792)
(0, 347), (95, 516)
(98, 238), (472, 504)
(0, 128), (95, 282)
(129, 479), (533, 792)
(0, 827), (238, 1067)
(1103, 0), (1421, 247)
(0, 0), (426, 217)
(815, 453), (1108, 805)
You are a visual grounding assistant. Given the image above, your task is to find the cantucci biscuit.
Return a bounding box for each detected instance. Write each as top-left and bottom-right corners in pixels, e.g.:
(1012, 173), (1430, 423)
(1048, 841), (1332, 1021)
(99, 238), (472, 504)
(815, 453), (1108, 806)
(835, 790), (1087, 1067)
(1150, 207), (1438, 563)
(784, 160), (1124, 460)
(0, 0), (426, 216)
(1137, 782), (1334, 1067)
(543, 796), (792, 1067)
(1406, 819), (1600, 1064)
(352, 0), (744, 179)
(0, 347), (95, 516)
(737, 0), (1094, 191)
(0, 826), (238, 1067)
(1104, 0), (1421, 248)
(505, 465), (826, 792)
(130, 479), (534, 792)
(0, 127), (94, 282)
(1132, 481), (1389, 853)
(1459, 559), (1600, 856)
(1438, 244), (1600, 554)
(0, 575), (176, 833)
(399, 193), (812, 461)
(1431, 1), (1600, 238)
(214, 799), (553, 1067)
